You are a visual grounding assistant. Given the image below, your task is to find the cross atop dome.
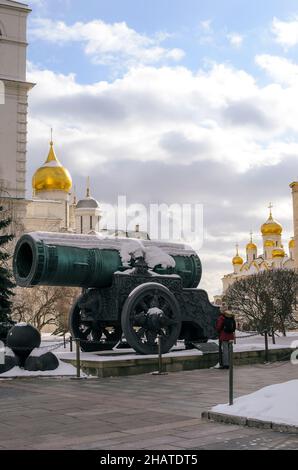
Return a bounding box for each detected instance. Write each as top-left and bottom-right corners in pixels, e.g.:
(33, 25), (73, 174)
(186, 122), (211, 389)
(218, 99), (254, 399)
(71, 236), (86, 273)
(86, 176), (91, 198)
(268, 202), (273, 218)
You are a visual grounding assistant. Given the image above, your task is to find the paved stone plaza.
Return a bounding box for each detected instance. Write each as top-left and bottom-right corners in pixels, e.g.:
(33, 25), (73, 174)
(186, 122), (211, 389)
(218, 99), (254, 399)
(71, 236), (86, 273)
(0, 363), (298, 450)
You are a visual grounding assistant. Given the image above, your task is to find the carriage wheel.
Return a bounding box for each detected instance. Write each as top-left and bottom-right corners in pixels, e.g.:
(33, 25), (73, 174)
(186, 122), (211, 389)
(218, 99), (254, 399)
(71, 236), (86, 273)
(69, 296), (121, 352)
(121, 283), (181, 355)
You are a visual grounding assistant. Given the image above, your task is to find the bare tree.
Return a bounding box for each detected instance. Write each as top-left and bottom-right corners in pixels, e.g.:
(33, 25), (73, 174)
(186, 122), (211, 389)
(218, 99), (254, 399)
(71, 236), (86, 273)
(12, 286), (80, 334)
(268, 269), (298, 335)
(224, 270), (298, 335)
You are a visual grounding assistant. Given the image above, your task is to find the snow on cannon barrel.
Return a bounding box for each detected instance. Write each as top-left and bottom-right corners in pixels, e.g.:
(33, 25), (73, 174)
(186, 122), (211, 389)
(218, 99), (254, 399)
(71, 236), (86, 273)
(13, 232), (219, 355)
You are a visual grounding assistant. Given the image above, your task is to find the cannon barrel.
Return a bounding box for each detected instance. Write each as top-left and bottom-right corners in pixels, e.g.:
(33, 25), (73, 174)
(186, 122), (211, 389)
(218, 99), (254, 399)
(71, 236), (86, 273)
(13, 232), (202, 289)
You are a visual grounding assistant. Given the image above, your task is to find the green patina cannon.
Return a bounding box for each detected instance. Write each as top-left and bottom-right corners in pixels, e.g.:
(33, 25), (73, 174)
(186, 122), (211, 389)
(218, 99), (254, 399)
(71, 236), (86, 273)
(13, 232), (219, 355)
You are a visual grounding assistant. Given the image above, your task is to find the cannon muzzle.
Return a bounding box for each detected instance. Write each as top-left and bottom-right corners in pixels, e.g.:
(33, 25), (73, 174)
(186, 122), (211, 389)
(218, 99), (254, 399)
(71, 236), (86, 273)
(13, 232), (202, 289)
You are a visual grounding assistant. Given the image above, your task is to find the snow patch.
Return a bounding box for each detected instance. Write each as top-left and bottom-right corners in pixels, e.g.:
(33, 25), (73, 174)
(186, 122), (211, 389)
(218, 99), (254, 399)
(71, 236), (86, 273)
(0, 359), (81, 378)
(213, 380), (298, 426)
(145, 245), (175, 269)
(120, 239), (145, 266)
(119, 239), (176, 269)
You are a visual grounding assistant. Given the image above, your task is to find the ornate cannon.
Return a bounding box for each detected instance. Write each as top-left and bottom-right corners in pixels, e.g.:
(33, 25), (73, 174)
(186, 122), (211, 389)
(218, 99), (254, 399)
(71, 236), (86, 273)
(13, 232), (219, 355)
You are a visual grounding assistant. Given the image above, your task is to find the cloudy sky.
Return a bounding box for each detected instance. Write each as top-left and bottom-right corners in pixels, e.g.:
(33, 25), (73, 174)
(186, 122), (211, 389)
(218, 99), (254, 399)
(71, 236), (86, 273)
(25, 0), (298, 296)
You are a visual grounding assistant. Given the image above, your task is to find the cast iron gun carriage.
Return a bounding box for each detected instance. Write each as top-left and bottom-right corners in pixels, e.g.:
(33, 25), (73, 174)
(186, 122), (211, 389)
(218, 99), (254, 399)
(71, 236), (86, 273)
(13, 232), (219, 355)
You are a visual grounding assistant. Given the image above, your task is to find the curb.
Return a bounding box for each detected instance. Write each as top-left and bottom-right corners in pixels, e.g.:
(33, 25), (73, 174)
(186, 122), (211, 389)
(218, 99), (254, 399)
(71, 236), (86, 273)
(202, 411), (298, 434)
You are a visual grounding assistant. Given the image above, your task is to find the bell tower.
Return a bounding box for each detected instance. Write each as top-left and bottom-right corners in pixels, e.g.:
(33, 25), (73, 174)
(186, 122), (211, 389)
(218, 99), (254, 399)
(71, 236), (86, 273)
(0, 0), (34, 202)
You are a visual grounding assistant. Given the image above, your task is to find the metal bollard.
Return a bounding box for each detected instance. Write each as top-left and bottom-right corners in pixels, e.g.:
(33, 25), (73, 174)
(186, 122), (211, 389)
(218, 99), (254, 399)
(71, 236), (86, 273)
(63, 333), (66, 349)
(76, 339), (81, 379)
(229, 341), (234, 406)
(158, 334), (163, 374)
(152, 335), (168, 376)
(70, 336), (73, 352)
(264, 330), (269, 362)
(219, 340), (223, 367)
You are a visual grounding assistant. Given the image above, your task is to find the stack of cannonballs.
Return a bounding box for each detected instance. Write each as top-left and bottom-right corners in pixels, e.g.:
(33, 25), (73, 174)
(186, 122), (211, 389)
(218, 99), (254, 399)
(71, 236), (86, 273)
(0, 323), (59, 375)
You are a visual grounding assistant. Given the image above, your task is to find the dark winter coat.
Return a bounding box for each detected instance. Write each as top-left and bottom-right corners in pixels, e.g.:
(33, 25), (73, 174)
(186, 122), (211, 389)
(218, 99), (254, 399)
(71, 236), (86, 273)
(216, 313), (236, 342)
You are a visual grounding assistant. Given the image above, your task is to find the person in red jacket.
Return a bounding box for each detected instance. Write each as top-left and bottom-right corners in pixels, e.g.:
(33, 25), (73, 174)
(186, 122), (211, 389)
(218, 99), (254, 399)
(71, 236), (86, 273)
(216, 304), (236, 369)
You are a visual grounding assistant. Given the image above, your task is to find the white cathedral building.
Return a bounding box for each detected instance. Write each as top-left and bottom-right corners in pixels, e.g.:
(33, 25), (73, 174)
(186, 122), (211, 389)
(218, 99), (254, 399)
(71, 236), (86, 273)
(222, 206), (296, 294)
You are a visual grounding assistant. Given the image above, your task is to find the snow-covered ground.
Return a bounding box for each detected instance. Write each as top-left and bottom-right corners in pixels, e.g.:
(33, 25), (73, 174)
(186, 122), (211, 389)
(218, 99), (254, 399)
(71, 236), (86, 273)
(1, 331), (297, 379)
(0, 360), (79, 378)
(40, 331), (298, 362)
(212, 380), (298, 427)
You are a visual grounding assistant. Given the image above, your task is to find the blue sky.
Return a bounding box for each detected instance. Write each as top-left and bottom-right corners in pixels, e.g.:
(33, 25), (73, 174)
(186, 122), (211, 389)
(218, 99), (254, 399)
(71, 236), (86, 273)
(23, 0), (298, 295)
(28, 0), (298, 83)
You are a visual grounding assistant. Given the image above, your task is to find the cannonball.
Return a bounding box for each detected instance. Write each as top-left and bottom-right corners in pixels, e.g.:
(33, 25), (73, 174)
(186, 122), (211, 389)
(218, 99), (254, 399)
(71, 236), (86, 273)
(7, 323), (41, 351)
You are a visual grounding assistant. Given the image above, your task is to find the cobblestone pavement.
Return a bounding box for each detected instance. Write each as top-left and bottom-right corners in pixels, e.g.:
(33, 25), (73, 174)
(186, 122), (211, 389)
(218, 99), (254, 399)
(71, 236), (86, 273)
(0, 363), (298, 450)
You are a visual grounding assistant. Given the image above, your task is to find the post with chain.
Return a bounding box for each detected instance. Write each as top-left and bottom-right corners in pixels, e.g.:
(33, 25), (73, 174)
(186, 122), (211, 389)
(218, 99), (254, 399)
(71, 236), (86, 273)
(264, 330), (269, 362)
(229, 341), (234, 406)
(76, 339), (81, 379)
(158, 334), (163, 374)
(152, 334), (167, 376)
(219, 340), (223, 367)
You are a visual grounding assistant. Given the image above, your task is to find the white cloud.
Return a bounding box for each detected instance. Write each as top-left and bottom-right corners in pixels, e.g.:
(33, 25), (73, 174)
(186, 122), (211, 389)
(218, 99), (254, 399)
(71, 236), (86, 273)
(256, 54), (298, 85)
(29, 18), (184, 68)
(26, 57), (298, 176)
(200, 19), (212, 32)
(227, 32), (244, 48)
(272, 16), (298, 48)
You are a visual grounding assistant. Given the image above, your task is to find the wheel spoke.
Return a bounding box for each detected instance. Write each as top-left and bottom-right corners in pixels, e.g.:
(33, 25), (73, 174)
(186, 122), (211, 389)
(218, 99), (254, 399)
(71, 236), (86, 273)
(133, 311), (147, 326)
(139, 300), (149, 312)
(162, 303), (171, 316)
(150, 293), (160, 308)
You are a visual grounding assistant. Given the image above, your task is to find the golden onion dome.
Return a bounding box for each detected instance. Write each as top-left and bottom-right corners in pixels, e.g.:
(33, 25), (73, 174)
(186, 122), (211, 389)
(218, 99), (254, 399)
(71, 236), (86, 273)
(289, 238), (295, 249)
(272, 248), (285, 258)
(232, 255), (244, 265)
(246, 232), (257, 251)
(261, 208), (282, 236)
(32, 141), (72, 193)
(246, 242), (257, 251)
(232, 245), (243, 265)
(264, 239), (275, 247)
